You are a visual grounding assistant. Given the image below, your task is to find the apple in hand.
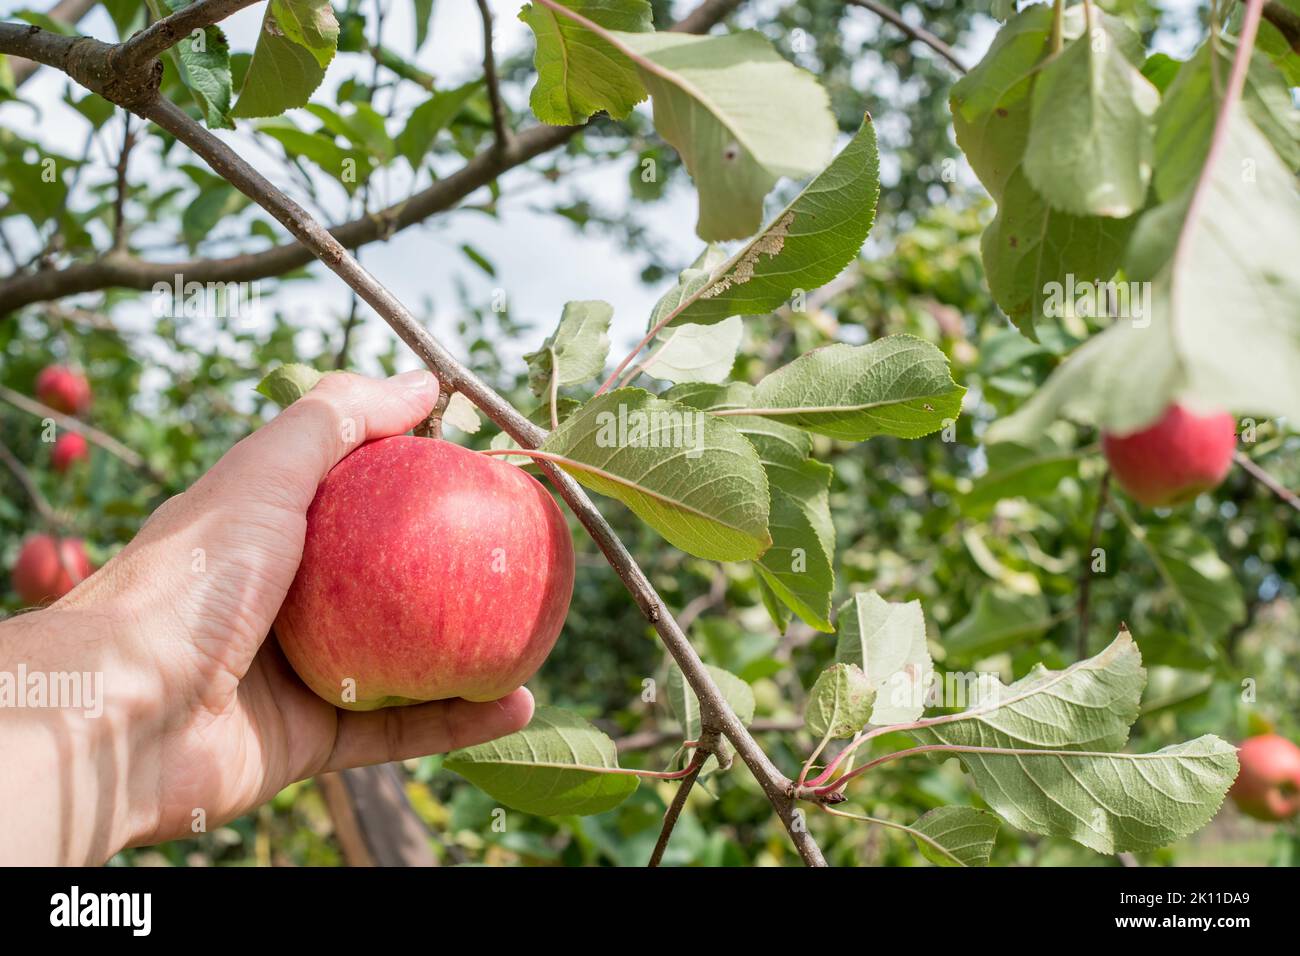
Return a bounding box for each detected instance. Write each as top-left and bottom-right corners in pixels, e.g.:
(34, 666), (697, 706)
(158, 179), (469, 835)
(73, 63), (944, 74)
(1230, 734), (1300, 822)
(1101, 403), (1236, 507)
(35, 365), (92, 416)
(51, 432), (89, 473)
(275, 437), (575, 710)
(11, 534), (93, 606)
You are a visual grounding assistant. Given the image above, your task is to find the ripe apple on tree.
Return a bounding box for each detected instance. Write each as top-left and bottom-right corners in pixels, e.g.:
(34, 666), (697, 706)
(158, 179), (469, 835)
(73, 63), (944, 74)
(1230, 734), (1300, 822)
(10, 534), (93, 606)
(1101, 403), (1236, 507)
(275, 436), (575, 710)
(34, 365), (92, 416)
(50, 432), (89, 473)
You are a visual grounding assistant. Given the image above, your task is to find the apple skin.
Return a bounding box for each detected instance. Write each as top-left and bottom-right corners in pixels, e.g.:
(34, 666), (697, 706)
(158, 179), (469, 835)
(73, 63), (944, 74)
(1230, 734), (1300, 822)
(1101, 404), (1236, 507)
(11, 534), (93, 606)
(275, 436), (575, 710)
(51, 432), (89, 473)
(35, 365), (92, 416)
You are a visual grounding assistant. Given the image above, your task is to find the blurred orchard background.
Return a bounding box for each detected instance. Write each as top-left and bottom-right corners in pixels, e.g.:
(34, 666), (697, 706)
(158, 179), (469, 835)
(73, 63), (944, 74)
(1, 0), (1297, 865)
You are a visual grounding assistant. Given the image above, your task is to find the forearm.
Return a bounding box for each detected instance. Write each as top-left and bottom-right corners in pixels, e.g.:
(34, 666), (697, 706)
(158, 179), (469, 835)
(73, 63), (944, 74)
(0, 606), (158, 865)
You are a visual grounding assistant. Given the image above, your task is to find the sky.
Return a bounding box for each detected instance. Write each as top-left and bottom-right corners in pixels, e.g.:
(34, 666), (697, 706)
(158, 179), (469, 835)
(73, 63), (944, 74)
(0, 0), (1209, 392)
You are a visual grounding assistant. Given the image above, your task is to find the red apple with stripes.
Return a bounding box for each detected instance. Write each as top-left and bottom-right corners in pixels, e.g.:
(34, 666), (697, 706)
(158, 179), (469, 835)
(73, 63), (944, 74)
(275, 437), (575, 710)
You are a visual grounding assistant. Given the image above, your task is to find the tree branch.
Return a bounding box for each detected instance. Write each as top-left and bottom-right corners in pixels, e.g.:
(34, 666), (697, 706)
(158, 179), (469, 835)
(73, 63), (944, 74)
(0, 384), (163, 483)
(118, 0), (262, 68)
(648, 749), (707, 867)
(474, 0), (511, 152)
(0, 437), (61, 527)
(0, 0), (826, 866)
(8, 0), (98, 88)
(1235, 450), (1300, 513)
(845, 0), (968, 73)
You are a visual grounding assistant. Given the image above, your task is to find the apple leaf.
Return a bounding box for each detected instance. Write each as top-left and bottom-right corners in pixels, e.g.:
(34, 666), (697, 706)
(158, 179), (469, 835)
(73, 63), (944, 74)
(943, 586), (1054, 657)
(738, 337), (965, 441)
(441, 392), (481, 435)
(665, 381), (835, 631)
(443, 706), (638, 816)
(909, 807), (1000, 867)
(396, 80), (482, 169)
(524, 300), (613, 397)
(964, 428), (1083, 509)
(666, 116), (880, 326)
(163, 0), (234, 129)
(1022, 15), (1158, 218)
(988, 105), (1300, 439)
(641, 315), (743, 385)
(908, 632), (1239, 852)
(539, 388), (771, 562)
(609, 28), (836, 241)
(231, 1), (337, 119)
(255, 363), (323, 407)
(834, 591), (932, 725)
(805, 663), (875, 740)
(519, 0), (652, 125)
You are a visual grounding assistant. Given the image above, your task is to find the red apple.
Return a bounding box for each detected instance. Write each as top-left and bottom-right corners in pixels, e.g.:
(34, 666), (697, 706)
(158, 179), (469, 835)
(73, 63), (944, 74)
(51, 432), (89, 473)
(11, 534), (93, 606)
(35, 365), (92, 416)
(1101, 403), (1236, 507)
(1230, 734), (1300, 822)
(275, 437), (575, 710)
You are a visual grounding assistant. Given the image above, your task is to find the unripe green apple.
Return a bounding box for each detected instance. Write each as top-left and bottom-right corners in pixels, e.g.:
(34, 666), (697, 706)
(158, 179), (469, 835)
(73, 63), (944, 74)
(1101, 403), (1236, 507)
(275, 437), (575, 710)
(35, 365), (92, 416)
(1230, 734), (1300, 822)
(11, 534), (93, 606)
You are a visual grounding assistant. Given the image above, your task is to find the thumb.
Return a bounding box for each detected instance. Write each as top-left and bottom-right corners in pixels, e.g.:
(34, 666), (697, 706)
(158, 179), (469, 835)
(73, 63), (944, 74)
(210, 369), (439, 514)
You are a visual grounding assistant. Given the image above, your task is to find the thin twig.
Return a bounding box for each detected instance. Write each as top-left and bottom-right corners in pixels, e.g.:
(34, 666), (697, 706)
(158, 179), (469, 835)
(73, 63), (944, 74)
(1235, 450), (1300, 513)
(845, 0), (968, 73)
(118, 0), (260, 66)
(112, 115), (136, 251)
(475, 0), (512, 152)
(0, 384), (162, 483)
(1076, 469), (1111, 659)
(648, 750), (707, 867)
(0, 437), (61, 527)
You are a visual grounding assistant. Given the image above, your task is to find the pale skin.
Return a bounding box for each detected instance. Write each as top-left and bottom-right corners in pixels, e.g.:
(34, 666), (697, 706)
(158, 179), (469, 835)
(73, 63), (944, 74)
(0, 371), (535, 865)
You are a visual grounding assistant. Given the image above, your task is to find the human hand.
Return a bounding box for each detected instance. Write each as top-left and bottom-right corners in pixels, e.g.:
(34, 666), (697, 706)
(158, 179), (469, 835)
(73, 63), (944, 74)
(0, 371), (534, 864)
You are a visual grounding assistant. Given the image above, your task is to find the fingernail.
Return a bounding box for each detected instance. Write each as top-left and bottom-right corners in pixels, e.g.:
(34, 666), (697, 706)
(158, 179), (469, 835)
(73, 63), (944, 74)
(394, 369), (436, 393)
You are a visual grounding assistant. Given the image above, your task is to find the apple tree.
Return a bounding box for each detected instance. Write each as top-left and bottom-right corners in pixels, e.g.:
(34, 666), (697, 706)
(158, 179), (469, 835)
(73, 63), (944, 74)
(0, 0), (1297, 866)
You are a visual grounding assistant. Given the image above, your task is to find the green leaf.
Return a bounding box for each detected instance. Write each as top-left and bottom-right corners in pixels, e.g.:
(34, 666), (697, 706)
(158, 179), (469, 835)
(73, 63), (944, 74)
(908, 632), (1238, 852)
(181, 181), (248, 249)
(256, 363), (323, 407)
(949, 4), (1053, 199)
(943, 586), (1053, 657)
(444, 706), (638, 816)
(164, 0), (234, 129)
(523, 300), (613, 396)
(231, 5), (335, 119)
(667, 116), (880, 325)
(539, 389), (771, 561)
(519, 0), (653, 125)
(1022, 18), (1158, 217)
(980, 168), (1136, 339)
(441, 392), (481, 435)
(909, 807), (1000, 867)
(665, 381), (834, 630)
(396, 80), (482, 168)
(1129, 525), (1246, 651)
(641, 315), (743, 384)
(612, 29), (836, 241)
(272, 0), (340, 68)
(806, 663), (875, 740)
(743, 337), (964, 441)
(257, 119), (371, 191)
(834, 591), (932, 725)
(413, 0), (434, 51)
(990, 102), (1300, 438)
(964, 429), (1081, 508)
